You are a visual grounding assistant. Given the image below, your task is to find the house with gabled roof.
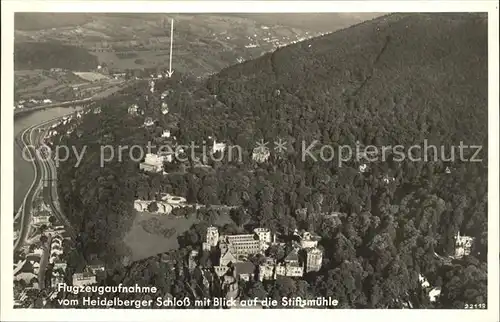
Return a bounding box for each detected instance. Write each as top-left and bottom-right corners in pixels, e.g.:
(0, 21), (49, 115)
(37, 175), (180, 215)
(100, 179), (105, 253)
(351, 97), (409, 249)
(220, 249), (237, 266)
(284, 248), (300, 266)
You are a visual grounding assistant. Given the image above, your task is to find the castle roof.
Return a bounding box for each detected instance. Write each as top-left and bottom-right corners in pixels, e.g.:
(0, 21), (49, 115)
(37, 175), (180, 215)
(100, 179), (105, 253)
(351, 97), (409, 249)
(234, 262), (256, 276)
(220, 250), (237, 264)
(284, 248), (299, 263)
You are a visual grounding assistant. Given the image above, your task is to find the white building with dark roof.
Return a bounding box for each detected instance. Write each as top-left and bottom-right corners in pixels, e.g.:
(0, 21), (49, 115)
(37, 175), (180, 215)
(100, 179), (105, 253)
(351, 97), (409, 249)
(305, 247), (323, 273)
(144, 117), (154, 127)
(128, 104), (138, 115)
(72, 272), (97, 287)
(161, 129), (171, 138)
(161, 102), (169, 115)
(275, 262), (303, 277)
(212, 139), (226, 154)
(87, 260), (105, 274)
(252, 146), (270, 163)
(139, 153), (165, 173)
(32, 215), (50, 226)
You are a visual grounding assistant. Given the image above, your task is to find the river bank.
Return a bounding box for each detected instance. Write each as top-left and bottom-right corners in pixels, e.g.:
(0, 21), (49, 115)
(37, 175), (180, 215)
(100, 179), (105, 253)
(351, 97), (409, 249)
(13, 106), (83, 210)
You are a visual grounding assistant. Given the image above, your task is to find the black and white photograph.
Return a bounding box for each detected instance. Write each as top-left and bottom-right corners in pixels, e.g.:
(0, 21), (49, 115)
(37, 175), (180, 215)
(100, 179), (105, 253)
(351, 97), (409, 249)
(1, 1), (498, 321)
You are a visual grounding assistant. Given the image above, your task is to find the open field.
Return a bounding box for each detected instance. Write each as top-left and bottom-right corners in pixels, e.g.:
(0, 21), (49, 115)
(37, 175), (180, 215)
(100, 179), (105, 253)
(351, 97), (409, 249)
(14, 13), (94, 31)
(15, 13), (361, 76)
(14, 69), (87, 102)
(123, 210), (232, 261)
(73, 71), (110, 82)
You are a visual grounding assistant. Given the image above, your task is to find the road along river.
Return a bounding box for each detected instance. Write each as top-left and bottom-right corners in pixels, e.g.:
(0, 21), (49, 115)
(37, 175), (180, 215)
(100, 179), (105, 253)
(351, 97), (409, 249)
(14, 106), (83, 211)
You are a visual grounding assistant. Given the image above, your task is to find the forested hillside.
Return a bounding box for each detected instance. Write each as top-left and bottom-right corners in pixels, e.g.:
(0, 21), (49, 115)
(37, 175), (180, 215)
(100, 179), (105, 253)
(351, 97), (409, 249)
(56, 13), (488, 308)
(14, 42), (98, 71)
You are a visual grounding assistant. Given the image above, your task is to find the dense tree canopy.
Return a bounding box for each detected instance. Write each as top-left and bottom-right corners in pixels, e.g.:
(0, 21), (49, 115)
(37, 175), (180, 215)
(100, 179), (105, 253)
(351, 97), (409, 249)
(56, 13), (488, 308)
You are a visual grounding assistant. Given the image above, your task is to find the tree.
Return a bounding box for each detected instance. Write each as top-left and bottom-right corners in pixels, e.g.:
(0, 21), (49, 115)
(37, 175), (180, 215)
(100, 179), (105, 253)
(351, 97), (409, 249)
(147, 202), (159, 213)
(40, 235), (48, 244)
(245, 281), (268, 300)
(270, 277), (297, 306)
(18, 279), (27, 288)
(437, 262), (487, 308)
(229, 208), (250, 227)
(40, 224), (48, 233)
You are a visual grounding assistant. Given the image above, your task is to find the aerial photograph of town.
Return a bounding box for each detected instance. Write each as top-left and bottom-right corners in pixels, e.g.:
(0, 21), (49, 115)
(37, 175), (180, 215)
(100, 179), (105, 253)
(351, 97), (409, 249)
(3, 4), (496, 319)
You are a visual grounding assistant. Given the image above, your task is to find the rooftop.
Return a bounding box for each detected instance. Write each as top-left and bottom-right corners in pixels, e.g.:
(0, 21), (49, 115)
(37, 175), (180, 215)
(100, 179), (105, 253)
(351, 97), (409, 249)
(284, 248), (299, 263)
(220, 250), (237, 263)
(234, 261), (256, 275)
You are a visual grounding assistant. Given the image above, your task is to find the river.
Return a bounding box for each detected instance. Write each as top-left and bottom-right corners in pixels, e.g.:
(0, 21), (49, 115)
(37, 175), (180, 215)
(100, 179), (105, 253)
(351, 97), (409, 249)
(13, 106), (82, 211)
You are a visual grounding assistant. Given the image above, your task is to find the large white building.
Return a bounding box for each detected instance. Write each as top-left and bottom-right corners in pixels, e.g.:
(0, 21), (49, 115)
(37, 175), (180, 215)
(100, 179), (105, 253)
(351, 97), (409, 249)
(53, 260), (68, 272)
(204, 226), (220, 250)
(134, 194), (190, 214)
(72, 272), (96, 287)
(134, 200), (172, 214)
(32, 215), (50, 226)
(305, 247), (323, 273)
(139, 153), (165, 173)
(293, 230), (321, 249)
(275, 248), (304, 277)
(259, 258), (277, 281)
(254, 228), (272, 244)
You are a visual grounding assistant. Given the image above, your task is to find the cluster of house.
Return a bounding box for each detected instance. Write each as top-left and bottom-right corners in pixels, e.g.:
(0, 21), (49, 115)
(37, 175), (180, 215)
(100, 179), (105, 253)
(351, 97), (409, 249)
(239, 27), (322, 52)
(201, 226), (323, 283)
(40, 222), (69, 290)
(14, 98), (53, 109)
(418, 274), (442, 305)
(49, 234), (68, 288)
(198, 140), (280, 164)
(13, 225), (69, 307)
(128, 104), (140, 116)
(205, 136), (270, 164)
(182, 226), (324, 300)
(138, 137), (227, 174)
(413, 231), (475, 307)
(43, 109), (88, 140)
(31, 201), (52, 227)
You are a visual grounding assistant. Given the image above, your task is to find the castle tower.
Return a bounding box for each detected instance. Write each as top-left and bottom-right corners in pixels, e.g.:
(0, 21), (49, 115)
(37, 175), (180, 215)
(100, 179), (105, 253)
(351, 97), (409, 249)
(454, 231), (474, 258)
(305, 247), (323, 273)
(253, 228), (271, 244)
(206, 226), (219, 247)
